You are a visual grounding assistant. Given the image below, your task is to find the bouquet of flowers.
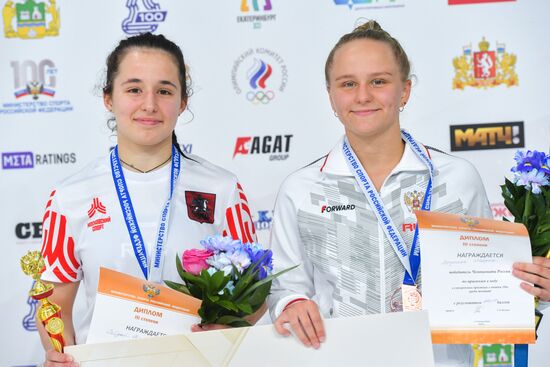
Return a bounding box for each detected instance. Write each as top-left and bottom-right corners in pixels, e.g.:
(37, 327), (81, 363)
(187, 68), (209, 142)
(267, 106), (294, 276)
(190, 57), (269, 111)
(165, 235), (295, 327)
(501, 150), (550, 257)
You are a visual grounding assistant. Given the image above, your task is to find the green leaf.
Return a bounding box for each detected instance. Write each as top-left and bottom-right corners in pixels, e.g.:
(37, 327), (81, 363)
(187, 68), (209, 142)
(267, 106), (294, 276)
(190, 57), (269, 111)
(209, 270), (228, 292)
(200, 303), (223, 324)
(531, 192), (546, 218)
(236, 264), (299, 303)
(532, 231), (550, 256)
(542, 186), (550, 203)
(215, 315), (251, 327)
(236, 302), (253, 314)
(216, 300), (239, 312)
(187, 284), (203, 299)
(198, 307), (206, 321)
(536, 214), (550, 233)
(504, 178), (519, 198)
(247, 281), (271, 308)
(163, 280), (191, 295)
(200, 268), (212, 280)
(175, 254), (187, 282)
(206, 293), (220, 302)
(230, 268), (258, 300)
(181, 271), (209, 288)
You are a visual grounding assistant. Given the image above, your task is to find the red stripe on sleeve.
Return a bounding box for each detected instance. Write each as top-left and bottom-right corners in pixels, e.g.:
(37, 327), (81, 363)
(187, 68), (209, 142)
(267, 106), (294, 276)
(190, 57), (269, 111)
(225, 207), (239, 240)
(53, 267), (70, 283)
(234, 204), (250, 243)
(41, 210), (79, 282)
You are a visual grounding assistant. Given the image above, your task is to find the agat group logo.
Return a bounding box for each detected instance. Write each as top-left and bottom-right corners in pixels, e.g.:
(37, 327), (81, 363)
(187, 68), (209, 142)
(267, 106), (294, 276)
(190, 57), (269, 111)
(233, 134), (292, 161)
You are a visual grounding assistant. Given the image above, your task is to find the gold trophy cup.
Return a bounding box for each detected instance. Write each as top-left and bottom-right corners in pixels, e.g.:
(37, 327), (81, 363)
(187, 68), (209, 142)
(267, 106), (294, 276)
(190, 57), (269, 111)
(20, 251), (65, 352)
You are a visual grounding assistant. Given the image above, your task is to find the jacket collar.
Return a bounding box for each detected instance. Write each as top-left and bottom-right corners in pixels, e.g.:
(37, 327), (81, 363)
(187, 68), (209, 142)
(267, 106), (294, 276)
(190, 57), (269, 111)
(321, 134), (430, 176)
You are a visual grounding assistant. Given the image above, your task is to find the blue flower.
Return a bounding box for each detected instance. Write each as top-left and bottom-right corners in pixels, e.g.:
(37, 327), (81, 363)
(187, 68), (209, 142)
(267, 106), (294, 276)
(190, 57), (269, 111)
(200, 235), (242, 254)
(512, 150), (550, 175)
(245, 243), (273, 280)
(228, 248), (252, 273)
(206, 252), (233, 276)
(513, 168), (550, 194)
(206, 246), (252, 275)
(543, 155), (550, 176)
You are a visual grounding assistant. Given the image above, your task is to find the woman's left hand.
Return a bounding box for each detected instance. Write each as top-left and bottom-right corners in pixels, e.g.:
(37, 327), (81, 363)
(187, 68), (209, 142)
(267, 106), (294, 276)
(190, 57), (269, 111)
(513, 256), (550, 302)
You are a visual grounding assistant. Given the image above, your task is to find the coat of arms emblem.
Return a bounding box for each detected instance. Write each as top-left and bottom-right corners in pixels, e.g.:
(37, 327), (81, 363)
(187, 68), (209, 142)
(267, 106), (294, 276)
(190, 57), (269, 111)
(143, 284), (160, 299)
(3, 0), (59, 39)
(404, 190), (424, 213)
(460, 216), (480, 228)
(453, 37), (517, 90)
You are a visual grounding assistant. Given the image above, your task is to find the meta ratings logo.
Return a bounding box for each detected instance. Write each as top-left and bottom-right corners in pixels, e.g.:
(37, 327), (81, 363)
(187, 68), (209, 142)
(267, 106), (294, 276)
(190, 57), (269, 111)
(232, 48), (288, 105)
(254, 210), (273, 231)
(453, 37), (518, 90)
(233, 134), (292, 161)
(333, 0), (404, 10)
(2, 151), (77, 169)
(121, 0), (167, 35)
(237, 0), (275, 29)
(449, 122), (524, 151)
(1, 59), (73, 114)
(3, 0), (59, 39)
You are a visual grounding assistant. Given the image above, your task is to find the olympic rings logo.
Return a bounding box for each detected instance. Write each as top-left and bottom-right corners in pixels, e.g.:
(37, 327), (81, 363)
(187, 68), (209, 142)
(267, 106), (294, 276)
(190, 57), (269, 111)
(246, 90), (275, 104)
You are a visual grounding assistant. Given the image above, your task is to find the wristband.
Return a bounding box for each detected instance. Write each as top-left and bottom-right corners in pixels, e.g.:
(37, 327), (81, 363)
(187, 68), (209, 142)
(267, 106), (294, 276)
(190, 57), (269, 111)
(282, 298), (308, 312)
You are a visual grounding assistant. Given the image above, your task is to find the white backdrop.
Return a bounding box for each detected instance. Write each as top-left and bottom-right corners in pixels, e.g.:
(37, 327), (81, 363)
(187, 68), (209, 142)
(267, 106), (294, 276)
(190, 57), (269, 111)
(1, 1), (549, 366)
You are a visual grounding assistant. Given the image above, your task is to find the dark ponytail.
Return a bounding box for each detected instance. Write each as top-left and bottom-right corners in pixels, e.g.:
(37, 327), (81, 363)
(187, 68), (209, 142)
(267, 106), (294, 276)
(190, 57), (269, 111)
(172, 131), (185, 157)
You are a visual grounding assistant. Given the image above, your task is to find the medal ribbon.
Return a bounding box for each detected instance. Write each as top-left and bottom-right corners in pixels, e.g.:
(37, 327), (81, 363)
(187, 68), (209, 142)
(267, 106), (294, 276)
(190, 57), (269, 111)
(342, 129), (433, 285)
(110, 145), (180, 282)
(514, 344), (528, 367)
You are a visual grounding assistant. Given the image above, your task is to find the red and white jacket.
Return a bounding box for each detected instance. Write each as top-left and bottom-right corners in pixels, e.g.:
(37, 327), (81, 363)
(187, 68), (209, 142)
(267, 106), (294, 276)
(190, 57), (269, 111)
(41, 152), (255, 343)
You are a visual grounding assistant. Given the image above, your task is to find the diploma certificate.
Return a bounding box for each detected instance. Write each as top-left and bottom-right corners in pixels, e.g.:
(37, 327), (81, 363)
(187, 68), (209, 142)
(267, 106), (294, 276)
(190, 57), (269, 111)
(86, 267), (201, 344)
(416, 211), (536, 344)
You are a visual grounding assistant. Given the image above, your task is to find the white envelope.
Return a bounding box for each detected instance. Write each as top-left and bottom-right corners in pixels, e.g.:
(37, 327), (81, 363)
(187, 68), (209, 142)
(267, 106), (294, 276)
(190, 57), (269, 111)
(67, 310), (435, 367)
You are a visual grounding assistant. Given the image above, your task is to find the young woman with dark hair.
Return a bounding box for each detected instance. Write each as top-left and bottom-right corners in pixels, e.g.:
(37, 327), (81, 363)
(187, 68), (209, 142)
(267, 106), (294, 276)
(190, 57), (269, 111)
(38, 33), (257, 366)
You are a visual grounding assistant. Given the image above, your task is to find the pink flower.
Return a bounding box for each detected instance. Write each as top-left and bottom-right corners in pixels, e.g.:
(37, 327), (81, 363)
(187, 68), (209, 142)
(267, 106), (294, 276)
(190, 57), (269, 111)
(182, 249), (213, 275)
